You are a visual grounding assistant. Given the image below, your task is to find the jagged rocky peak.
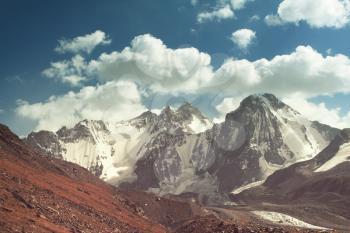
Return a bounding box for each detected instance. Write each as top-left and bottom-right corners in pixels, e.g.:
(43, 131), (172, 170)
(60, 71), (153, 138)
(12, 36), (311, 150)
(225, 93), (300, 123)
(153, 106), (178, 133)
(237, 93), (288, 111)
(27, 130), (57, 140)
(128, 110), (158, 129)
(136, 110), (158, 120)
(158, 102), (209, 121)
(159, 105), (176, 120)
(177, 102), (199, 114)
(177, 102), (208, 122)
(226, 94), (273, 121)
(56, 119), (108, 142)
(78, 119), (108, 130)
(24, 130), (63, 158)
(152, 103), (212, 134)
(260, 93), (286, 109)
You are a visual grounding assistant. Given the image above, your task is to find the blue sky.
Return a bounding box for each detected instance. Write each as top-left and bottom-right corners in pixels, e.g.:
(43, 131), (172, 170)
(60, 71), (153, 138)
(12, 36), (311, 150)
(1, 0), (350, 135)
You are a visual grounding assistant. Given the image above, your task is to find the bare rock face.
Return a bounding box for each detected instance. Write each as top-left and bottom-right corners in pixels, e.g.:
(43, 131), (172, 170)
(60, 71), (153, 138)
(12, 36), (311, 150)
(24, 94), (339, 199)
(25, 130), (64, 159)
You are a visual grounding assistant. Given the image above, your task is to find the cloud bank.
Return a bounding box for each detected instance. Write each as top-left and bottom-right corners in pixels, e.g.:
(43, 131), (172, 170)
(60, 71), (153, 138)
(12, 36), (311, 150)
(265, 0), (350, 28)
(42, 55), (89, 86)
(16, 81), (146, 132)
(19, 33), (350, 132)
(89, 34), (213, 93)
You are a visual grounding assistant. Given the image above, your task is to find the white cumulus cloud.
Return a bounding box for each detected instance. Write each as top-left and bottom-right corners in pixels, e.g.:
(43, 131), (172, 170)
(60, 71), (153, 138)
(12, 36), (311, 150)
(230, 29), (256, 50)
(209, 45), (350, 128)
(265, 0), (350, 28)
(20, 34), (350, 131)
(283, 96), (350, 128)
(196, 0), (255, 23)
(89, 34), (214, 93)
(197, 5), (234, 23)
(16, 81), (146, 132)
(48, 35), (350, 104)
(55, 30), (111, 54)
(210, 46), (350, 98)
(42, 55), (89, 86)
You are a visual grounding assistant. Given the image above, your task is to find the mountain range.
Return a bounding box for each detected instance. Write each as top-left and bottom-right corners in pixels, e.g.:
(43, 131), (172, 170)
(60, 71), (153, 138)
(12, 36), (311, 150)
(2, 93), (349, 231)
(1, 112), (337, 232)
(25, 94), (340, 203)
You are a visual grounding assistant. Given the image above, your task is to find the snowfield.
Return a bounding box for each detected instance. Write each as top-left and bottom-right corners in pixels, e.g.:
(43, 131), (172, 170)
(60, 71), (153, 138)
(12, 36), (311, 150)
(315, 142), (350, 172)
(231, 180), (264, 194)
(251, 211), (328, 230)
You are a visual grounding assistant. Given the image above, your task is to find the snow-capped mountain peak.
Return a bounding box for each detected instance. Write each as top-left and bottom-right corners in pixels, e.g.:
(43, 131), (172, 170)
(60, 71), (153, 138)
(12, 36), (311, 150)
(151, 103), (213, 134)
(159, 105), (175, 118)
(25, 94), (339, 200)
(218, 93), (339, 193)
(177, 102), (205, 118)
(125, 110), (158, 130)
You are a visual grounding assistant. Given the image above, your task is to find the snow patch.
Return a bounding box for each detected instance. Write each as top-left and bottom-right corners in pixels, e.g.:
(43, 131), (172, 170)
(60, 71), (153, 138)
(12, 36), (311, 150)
(252, 211), (328, 229)
(188, 115), (213, 134)
(315, 142), (350, 172)
(271, 104), (326, 162)
(231, 180), (264, 194)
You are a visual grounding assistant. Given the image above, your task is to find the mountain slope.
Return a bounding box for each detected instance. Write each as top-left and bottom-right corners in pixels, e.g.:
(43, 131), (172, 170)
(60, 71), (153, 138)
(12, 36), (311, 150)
(1, 123), (332, 233)
(263, 128), (350, 194)
(0, 123), (168, 233)
(234, 129), (350, 231)
(210, 93), (339, 193)
(25, 103), (213, 183)
(25, 94), (339, 198)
